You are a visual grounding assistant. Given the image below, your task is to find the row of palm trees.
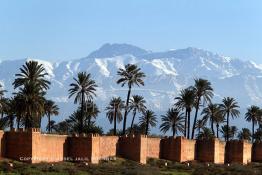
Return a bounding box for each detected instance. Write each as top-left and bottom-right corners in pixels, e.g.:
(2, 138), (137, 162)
(1, 61), (262, 143)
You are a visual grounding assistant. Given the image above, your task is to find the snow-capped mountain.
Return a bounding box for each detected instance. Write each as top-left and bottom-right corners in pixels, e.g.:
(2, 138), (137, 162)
(1, 43), (262, 132)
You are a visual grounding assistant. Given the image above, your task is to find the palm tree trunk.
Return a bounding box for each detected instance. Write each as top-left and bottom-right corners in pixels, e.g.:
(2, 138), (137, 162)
(10, 115), (14, 129)
(216, 123), (219, 138)
(211, 117), (215, 135)
(192, 98), (200, 139)
(173, 125), (176, 137)
(122, 86), (131, 135)
(130, 109), (137, 134)
(114, 107), (117, 135)
(80, 91), (85, 133)
(145, 114), (149, 135)
(16, 116), (20, 129)
(184, 110), (187, 137)
(48, 114), (51, 133)
(252, 120), (255, 143)
(226, 112), (229, 141)
(187, 110), (191, 139)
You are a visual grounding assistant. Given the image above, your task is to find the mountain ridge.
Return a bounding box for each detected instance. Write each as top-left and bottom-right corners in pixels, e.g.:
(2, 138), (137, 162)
(0, 43), (261, 132)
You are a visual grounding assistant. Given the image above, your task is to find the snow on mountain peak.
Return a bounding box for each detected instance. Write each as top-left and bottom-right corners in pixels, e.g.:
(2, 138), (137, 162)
(0, 44), (261, 132)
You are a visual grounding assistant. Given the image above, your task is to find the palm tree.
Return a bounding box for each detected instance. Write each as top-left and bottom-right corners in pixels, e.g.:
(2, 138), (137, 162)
(117, 64), (145, 135)
(84, 100), (100, 128)
(14, 82), (46, 128)
(237, 128), (252, 141)
(44, 100), (59, 133)
(105, 97), (124, 135)
(175, 87), (195, 139)
(69, 72), (97, 133)
(0, 84), (7, 117)
(231, 126), (238, 139)
(12, 61), (50, 129)
(219, 97), (240, 141)
(220, 125), (238, 141)
(191, 78), (213, 139)
(53, 120), (70, 134)
(13, 60), (50, 90)
(160, 108), (184, 137)
(202, 103), (222, 137)
(213, 109), (224, 138)
(4, 98), (16, 130)
(46, 120), (56, 133)
(128, 95), (147, 133)
(195, 119), (206, 136)
(197, 127), (215, 140)
(139, 110), (157, 135)
(254, 129), (262, 142)
(245, 106), (261, 143)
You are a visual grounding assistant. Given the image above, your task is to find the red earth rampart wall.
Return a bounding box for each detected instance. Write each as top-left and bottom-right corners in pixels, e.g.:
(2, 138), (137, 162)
(196, 138), (225, 164)
(160, 136), (196, 162)
(226, 140), (252, 164)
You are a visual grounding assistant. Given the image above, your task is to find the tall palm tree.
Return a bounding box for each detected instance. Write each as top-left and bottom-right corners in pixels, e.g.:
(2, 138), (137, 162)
(219, 97), (240, 141)
(175, 87), (195, 139)
(202, 103), (221, 136)
(128, 95), (147, 133)
(245, 105), (261, 143)
(237, 128), (252, 141)
(139, 110), (157, 135)
(160, 108), (184, 137)
(15, 82), (46, 129)
(69, 72), (97, 133)
(13, 60), (50, 90)
(105, 97), (124, 135)
(117, 64), (145, 135)
(191, 78), (213, 139)
(12, 61), (50, 129)
(44, 100), (59, 133)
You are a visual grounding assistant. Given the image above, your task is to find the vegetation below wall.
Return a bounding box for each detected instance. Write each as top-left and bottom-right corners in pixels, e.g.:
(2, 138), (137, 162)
(0, 158), (261, 175)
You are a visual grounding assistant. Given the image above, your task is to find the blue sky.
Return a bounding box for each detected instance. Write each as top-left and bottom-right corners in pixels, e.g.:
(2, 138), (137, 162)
(0, 0), (261, 63)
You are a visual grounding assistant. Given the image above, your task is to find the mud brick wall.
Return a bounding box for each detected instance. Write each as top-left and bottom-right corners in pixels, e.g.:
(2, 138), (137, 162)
(161, 137), (196, 162)
(147, 137), (161, 159)
(226, 140), (252, 164)
(0, 130), (5, 157)
(196, 139), (225, 164)
(180, 138), (196, 162)
(4, 129), (34, 162)
(252, 142), (262, 162)
(67, 135), (92, 162)
(98, 136), (119, 160)
(32, 132), (68, 163)
(118, 135), (147, 164)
